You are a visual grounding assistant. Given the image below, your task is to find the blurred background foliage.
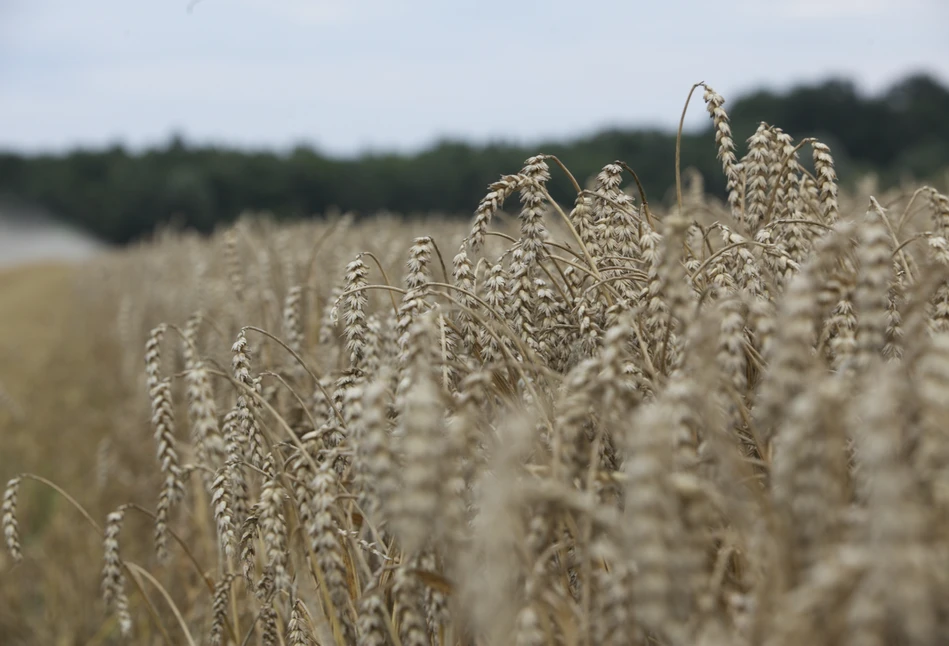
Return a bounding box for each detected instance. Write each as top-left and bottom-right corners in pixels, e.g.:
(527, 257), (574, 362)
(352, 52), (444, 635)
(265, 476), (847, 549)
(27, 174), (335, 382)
(1, 73), (947, 245)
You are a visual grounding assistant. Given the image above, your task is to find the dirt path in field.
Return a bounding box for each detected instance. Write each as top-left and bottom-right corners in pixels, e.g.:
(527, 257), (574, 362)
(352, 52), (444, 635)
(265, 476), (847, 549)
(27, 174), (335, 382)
(0, 260), (131, 508)
(0, 262), (135, 643)
(0, 263), (85, 476)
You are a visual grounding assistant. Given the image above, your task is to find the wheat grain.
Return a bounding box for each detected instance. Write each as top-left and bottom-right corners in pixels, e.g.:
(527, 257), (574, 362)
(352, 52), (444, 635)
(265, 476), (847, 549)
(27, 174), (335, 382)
(288, 597), (315, 646)
(2, 476), (22, 563)
(812, 142), (840, 224)
(703, 85), (743, 215)
(208, 574), (235, 646)
(101, 505), (133, 636)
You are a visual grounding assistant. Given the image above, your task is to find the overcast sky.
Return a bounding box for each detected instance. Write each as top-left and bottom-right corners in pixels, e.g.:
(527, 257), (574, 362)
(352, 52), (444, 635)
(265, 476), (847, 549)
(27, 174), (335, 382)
(2, 0), (947, 156)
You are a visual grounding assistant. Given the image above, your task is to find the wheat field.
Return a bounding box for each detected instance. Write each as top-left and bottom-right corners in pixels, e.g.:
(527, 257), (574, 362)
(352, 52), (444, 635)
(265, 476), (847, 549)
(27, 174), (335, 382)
(4, 84), (949, 645)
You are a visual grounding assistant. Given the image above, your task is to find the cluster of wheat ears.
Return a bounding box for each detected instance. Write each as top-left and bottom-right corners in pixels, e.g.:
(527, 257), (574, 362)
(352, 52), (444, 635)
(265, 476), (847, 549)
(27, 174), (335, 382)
(5, 83), (949, 646)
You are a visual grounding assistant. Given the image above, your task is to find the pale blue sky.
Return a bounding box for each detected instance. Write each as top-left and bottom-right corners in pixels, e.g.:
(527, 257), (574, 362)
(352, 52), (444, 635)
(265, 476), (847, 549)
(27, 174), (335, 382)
(2, 0), (947, 155)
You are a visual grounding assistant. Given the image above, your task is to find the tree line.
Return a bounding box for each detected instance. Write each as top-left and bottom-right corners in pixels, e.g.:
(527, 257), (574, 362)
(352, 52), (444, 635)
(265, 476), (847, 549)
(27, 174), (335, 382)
(1, 74), (947, 244)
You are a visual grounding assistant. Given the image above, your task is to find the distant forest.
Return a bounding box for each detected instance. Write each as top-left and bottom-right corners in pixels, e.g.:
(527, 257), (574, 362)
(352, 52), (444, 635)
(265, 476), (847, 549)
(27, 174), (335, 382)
(1, 74), (948, 244)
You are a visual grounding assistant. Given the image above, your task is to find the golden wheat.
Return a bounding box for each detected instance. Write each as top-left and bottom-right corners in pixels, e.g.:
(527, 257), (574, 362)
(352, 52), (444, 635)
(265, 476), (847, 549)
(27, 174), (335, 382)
(3, 84), (949, 646)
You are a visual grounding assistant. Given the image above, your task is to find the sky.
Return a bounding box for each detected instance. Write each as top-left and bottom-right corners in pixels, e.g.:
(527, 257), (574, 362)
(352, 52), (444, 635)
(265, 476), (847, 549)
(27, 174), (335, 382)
(2, 0), (948, 157)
